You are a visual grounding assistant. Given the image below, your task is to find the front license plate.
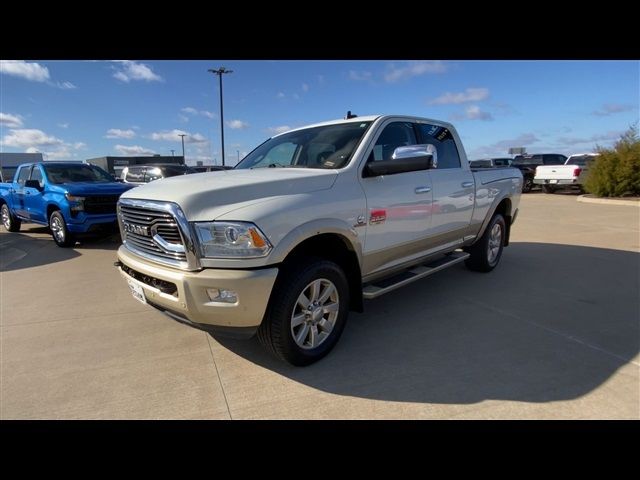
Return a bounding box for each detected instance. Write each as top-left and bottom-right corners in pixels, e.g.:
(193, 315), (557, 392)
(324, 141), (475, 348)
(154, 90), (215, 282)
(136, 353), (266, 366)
(128, 279), (146, 304)
(549, 179), (558, 184)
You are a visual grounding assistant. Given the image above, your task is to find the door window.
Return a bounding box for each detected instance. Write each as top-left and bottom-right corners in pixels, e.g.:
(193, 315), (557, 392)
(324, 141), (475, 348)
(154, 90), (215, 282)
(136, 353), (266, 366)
(371, 122), (418, 161)
(416, 124), (461, 169)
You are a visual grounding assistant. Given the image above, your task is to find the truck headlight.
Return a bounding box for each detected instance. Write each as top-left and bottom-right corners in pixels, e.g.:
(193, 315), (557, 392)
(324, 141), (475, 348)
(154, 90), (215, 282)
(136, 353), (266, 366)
(65, 193), (85, 212)
(194, 221), (272, 258)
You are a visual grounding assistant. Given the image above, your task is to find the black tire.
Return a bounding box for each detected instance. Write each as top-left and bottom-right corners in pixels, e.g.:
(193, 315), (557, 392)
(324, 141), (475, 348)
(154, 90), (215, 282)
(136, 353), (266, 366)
(522, 177), (533, 193)
(464, 213), (506, 272)
(258, 258), (350, 366)
(49, 210), (76, 247)
(1, 203), (21, 232)
(542, 185), (556, 194)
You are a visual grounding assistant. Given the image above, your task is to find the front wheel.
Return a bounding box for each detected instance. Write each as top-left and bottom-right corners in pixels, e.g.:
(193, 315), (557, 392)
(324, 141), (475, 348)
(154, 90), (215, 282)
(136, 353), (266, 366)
(522, 177), (534, 193)
(49, 210), (76, 247)
(464, 213), (506, 272)
(1, 204), (21, 232)
(258, 258), (350, 366)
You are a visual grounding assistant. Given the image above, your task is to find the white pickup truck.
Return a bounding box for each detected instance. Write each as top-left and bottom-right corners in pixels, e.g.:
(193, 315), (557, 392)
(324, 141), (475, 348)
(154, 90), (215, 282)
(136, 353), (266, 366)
(115, 114), (523, 365)
(534, 153), (599, 193)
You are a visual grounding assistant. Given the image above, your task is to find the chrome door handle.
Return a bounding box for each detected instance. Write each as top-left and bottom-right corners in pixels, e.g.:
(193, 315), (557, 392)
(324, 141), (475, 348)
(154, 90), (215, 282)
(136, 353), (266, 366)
(415, 186), (431, 194)
(461, 181), (473, 188)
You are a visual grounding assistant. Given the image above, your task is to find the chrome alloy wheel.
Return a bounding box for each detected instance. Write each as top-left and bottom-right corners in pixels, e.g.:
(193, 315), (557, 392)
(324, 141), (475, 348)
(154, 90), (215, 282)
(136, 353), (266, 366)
(50, 215), (65, 242)
(291, 278), (340, 350)
(1, 205), (10, 229)
(487, 222), (503, 265)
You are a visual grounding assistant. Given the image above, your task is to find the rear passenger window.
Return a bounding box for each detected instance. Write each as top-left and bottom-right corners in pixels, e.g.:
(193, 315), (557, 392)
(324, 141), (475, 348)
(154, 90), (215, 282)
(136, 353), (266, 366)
(416, 123), (461, 169)
(17, 166), (31, 185)
(30, 166), (43, 187)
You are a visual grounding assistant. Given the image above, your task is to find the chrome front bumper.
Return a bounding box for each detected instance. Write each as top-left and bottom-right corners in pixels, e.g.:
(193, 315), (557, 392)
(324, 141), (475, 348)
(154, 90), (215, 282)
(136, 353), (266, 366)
(117, 246), (278, 332)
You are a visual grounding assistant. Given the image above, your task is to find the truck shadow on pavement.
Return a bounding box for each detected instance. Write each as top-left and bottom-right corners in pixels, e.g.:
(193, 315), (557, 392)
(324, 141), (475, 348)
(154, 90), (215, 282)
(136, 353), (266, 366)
(215, 242), (639, 405)
(1, 225), (120, 272)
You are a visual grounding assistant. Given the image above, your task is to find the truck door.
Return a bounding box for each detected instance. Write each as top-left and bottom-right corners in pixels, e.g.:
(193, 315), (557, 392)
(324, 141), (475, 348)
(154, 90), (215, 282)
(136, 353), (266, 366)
(12, 165), (32, 218)
(415, 123), (474, 244)
(24, 165), (46, 223)
(359, 121), (434, 276)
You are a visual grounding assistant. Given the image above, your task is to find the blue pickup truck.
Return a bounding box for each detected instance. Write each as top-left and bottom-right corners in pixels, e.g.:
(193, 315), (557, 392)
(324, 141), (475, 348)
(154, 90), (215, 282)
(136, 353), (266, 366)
(0, 162), (134, 247)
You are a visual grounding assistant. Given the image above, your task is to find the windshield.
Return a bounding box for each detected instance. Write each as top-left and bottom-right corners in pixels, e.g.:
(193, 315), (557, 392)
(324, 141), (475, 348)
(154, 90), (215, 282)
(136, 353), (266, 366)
(235, 122), (372, 170)
(44, 164), (115, 184)
(567, 155), (597, 166)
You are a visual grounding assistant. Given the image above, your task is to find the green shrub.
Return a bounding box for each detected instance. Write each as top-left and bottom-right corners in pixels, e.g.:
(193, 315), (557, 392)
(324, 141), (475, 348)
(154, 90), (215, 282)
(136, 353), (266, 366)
(584, 125), (640, 197)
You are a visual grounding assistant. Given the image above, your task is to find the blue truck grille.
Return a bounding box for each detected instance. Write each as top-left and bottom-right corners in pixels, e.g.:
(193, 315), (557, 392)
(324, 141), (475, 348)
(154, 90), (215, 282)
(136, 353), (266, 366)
(84, 195), (119, 214)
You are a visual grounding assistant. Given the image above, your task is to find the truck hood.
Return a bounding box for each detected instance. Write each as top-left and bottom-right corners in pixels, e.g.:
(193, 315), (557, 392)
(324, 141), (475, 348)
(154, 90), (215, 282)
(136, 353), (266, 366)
(61, 182), (135, 196)
(120, 168), (338, 220)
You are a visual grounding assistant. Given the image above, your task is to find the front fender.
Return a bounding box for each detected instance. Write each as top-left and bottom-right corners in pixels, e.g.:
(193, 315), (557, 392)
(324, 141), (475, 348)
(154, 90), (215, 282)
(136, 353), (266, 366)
(268, 217), (363, 265)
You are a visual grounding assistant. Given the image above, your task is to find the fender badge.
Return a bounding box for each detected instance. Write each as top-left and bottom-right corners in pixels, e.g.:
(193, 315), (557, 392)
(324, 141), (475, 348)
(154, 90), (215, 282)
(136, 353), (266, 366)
(369, 209), (386, 224)
(353, 214), (366, 227)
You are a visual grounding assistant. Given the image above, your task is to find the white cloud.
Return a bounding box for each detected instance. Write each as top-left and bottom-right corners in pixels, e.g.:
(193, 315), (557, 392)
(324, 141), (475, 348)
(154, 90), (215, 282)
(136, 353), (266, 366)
(56, 81), (77, 90)
(1, 128), (81, 160)
(73, 142), (87, 150)
(430, 87), (490, 105)
(0, 112), (24, 128)
(591, 103), (635, 116)
(181, 106), (215, 119)
(384, 61), (447, 83)
(178, 114), (189, 123)
(226, 120), (249, 130)
(276, 92), (286, 99)
(317, 75), (325, 84)
(302, 83), (309, 92)
(114, 144), (157, 155)
(0, 60), (76, 90)
(268, 125), (291, 135)
(348, 70), (372, 82)
(112, 60), (162, 83)
(464, 105), (493, 121)
(0, 60), (50, 82)
(58, 122), (69, 129)
(105, 128), (136, 139)
(2, 128), (64, 148)
(149, 129), (208, 144)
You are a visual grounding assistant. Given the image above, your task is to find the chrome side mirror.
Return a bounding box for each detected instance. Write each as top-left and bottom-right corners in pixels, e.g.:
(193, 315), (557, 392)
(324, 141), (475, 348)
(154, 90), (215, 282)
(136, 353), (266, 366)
(392, 144), (438, 169)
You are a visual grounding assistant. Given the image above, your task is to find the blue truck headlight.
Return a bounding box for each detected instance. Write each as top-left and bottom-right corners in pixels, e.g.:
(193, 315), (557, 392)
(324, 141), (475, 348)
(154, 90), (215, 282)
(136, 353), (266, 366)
(64, 193), (85, 212)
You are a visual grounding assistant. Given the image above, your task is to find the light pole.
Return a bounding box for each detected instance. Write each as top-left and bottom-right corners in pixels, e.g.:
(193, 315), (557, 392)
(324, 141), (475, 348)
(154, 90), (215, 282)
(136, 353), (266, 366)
(170, 149), (175, 158)
(178, 133), (186, 161)
(207, 66), (233, 166)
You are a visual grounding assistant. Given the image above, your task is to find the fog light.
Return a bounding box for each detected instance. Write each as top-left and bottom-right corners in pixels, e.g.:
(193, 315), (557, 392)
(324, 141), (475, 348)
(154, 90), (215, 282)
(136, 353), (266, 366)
(206, 288), (238, 304)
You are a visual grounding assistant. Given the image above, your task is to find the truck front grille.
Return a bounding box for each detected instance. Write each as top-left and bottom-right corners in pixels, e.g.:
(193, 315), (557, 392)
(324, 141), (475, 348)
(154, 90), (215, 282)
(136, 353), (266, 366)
(118, 200), (196, 269)
(84, 195), (119, 214)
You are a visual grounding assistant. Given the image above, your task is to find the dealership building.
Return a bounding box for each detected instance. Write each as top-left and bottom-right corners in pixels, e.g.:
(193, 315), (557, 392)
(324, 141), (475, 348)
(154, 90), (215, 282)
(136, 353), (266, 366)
(86, 155), (185, 177)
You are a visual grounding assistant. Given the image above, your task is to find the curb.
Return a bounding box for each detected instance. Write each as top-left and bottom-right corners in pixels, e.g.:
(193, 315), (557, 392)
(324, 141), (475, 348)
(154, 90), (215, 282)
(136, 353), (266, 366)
(577, 195), (640, 207)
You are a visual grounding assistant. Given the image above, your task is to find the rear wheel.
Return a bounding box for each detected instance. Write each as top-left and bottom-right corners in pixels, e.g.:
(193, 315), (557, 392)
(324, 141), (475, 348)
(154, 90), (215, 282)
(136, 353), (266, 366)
(465, 213), (506, 272)
(542, 185), (556, 194)
(1, 204), (21, 232)
(522, 177), (533, 193)
(258, 258), (349, 366)
(49, 210), (76, 247)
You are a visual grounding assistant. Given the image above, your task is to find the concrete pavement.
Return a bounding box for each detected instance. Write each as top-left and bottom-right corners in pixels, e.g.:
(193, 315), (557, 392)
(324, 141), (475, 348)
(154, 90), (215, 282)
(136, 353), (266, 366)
(1, 192), (638, 419)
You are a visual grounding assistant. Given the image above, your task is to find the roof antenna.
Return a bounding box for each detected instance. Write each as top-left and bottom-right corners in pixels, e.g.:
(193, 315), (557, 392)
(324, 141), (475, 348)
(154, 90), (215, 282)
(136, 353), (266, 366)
(345, 110), (358, 119)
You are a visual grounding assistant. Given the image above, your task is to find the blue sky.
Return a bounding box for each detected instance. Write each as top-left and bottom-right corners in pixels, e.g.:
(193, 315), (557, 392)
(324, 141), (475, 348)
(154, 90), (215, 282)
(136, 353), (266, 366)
(1, 60), (638, 165)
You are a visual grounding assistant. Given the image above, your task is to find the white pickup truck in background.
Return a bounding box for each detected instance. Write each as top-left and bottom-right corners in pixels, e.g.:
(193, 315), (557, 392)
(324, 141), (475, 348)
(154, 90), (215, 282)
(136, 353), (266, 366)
(534, 153), (599, 193)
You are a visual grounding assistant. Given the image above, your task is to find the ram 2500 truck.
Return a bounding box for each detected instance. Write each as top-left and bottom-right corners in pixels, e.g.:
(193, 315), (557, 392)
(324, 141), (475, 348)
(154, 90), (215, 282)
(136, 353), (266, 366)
(1, 162), (133, 247)
(115, 115), (523, 365)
